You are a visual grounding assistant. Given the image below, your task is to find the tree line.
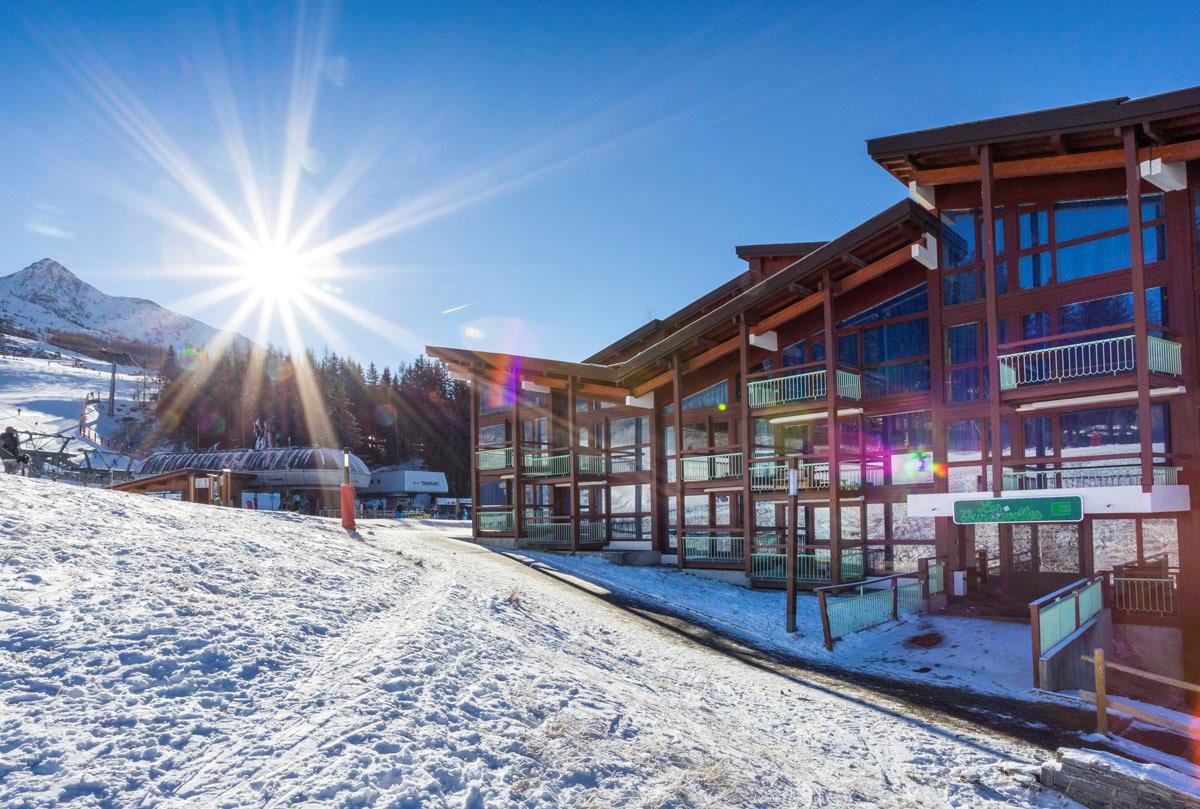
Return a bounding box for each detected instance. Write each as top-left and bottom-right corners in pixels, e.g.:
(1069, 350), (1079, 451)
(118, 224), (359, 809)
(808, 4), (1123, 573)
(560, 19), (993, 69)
(153, 345), (471, 495)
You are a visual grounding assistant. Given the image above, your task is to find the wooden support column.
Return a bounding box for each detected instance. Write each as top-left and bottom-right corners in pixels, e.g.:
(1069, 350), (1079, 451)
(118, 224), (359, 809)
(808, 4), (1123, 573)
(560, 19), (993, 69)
(1124, 127), (1154, 492)
(469, 372), (480, 538)
(822, 270), (842, 585)
(648, 391), (662, 553)
(512, 372), (525, 541)
(981, 143), (1003, 497)
(673, 354), (685, 569)
(786, 455), (798, 633)
(568, 375), (580, 551)
(739, 315), (755, 579)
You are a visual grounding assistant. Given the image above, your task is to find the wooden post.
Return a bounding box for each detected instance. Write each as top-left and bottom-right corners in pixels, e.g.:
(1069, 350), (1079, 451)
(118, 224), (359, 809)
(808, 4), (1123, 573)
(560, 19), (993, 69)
(818, 589), (832, 650)
(469, 372), (480, 538)
(568, 376), (580, 551)
(981, 143), (1004, 497)
(513, 372), (525, 541)
(786, 456), (798, 633)
(672, 355), (685, 569)
(822, 270), (842, 584)
(739, 315), (754, 580)
(891, 577), (899, 621)
(1094, 648), (1109, 734)
(1030, 601), (1042, 689)
(1123, 127), (1154, 493)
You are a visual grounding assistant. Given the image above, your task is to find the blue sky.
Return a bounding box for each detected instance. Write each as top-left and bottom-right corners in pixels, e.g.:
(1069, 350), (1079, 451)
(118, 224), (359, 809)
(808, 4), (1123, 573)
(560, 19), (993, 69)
(2, 1), (1200, 369)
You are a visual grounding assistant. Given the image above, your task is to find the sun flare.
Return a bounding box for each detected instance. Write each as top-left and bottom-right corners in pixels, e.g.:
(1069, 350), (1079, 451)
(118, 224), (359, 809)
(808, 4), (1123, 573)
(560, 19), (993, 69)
(243, 245), (308, 301)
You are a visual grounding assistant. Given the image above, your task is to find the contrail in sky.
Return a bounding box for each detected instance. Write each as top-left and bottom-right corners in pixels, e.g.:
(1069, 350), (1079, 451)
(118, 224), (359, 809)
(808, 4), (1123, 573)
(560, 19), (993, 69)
(442, 302), (475, 315)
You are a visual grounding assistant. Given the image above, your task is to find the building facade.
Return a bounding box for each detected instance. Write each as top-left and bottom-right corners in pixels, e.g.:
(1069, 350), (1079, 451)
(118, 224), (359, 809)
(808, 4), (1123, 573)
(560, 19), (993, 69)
(428, 88), (1200, 680)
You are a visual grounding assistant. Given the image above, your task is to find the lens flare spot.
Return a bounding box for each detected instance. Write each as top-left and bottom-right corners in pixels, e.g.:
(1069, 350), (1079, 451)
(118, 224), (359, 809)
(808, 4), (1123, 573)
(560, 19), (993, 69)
(374, 404), (396, 427)
(463, 325), (485, 340)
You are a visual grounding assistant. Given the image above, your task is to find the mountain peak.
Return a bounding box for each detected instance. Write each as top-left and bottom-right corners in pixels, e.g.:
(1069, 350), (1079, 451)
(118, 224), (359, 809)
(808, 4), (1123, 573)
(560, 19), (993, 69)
(17, 258), (80, 280)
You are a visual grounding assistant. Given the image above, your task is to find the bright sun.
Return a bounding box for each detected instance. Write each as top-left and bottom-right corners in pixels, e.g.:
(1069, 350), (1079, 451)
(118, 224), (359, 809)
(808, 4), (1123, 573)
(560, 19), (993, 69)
(244, 246), (305, 300)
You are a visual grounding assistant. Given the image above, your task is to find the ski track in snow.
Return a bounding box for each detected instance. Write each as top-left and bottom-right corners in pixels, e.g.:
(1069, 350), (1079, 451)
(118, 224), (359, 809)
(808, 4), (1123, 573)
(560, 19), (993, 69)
(0, 476), (1081, 808)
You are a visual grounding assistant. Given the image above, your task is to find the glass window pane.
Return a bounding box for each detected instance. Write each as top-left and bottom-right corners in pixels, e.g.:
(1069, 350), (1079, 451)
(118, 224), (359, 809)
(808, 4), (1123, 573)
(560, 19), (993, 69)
(945, 322), (979, 366)
(1024, 415), (1052, 457)
(838, 284), (929, 327)
(891, 502), (934, 540)
(781, 340), (806, 367)
(682, 423), (707, 451)
(943, 270), (977, 305)
(1056, 231), (1130, 281)
(948, 419), (983, 461)
(947, 368), (982, 402)
(1019, 207), (1049, 249)
(1092, 519), (1137, 571)
(1055, 197), (1128, 242)
(838, 334), (858, 366)
(1142, 519), (1179, 567)
(863, 319), (929, 365)
(863, 361), (930, 398)
(940, 209), (977, 269)
(682, 380), (729, 411)
(1018, 252), (1052, 289)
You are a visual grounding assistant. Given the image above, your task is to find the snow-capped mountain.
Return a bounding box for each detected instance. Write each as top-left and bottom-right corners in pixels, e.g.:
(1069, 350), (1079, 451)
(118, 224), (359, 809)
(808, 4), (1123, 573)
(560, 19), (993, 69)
(0, 258), (250, 352)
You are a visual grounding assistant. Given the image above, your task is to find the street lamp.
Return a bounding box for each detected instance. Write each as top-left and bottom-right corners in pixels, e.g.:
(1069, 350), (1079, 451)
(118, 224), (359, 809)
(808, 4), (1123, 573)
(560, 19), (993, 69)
(340, 447), (356, 531)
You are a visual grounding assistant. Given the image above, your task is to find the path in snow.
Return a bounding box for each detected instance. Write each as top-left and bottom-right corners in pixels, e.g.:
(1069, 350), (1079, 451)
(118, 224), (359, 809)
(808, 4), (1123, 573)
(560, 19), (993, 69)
(1, 476), (1080, 808)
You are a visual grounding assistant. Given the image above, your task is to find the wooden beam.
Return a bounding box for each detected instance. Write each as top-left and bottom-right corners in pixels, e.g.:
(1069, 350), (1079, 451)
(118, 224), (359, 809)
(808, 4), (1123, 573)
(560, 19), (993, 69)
(630, 369), (673, 398)
(683, 336), (740, 374)
(577, 381), (630, 401)
(837, 244), (915, 297)
(913, 137), (1200, 186)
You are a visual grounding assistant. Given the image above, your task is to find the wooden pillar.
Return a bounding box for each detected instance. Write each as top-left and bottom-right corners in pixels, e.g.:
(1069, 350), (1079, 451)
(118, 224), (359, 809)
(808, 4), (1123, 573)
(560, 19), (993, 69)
(1123, 127), (1154, 492)
(469, 373), (480, 538)
(786, 455), (798, 632)
(739, 315), (755, 578)
(512, 371), (525, 540)
(673, 354), (685, 568)
(981, 143), (1003, 497)
(649, 389), (662, 553)
(568, 376), (580, 550)
(823, 270), (842, 584)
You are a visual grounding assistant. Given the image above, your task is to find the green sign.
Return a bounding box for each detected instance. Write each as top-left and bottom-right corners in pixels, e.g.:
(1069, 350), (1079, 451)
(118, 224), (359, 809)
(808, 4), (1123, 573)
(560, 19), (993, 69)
(952, 496), (1083, 524)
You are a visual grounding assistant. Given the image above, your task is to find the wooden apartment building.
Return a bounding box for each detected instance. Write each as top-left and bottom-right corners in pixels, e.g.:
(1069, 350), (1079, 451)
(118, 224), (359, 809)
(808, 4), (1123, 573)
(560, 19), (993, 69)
(428, 87), (1200, 680)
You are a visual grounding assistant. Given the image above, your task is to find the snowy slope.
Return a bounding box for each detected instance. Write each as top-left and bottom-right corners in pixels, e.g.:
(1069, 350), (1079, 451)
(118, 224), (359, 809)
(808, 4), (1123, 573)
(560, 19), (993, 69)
(0, 259), (250, 352)
(0, 476), (1081, 808)
(0, 334), (143, 439)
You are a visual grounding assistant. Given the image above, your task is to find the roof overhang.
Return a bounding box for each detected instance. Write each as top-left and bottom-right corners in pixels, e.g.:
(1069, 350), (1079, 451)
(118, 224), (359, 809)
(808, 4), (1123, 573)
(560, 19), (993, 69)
(868, 86), (1200, 185)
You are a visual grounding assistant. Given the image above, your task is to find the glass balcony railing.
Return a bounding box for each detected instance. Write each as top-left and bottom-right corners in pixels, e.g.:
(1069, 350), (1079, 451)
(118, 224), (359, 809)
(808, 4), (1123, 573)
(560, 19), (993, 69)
(577, 452), (607, 476)
(680, 452), (743, 482)
(523, 520), (571, 544)
(747, 368), (862, 408)
(1002, 464), (1181, 490)
(476, 446), (514, 470)
(478, 510), (514, 531)
(997, 333), (1181, 391)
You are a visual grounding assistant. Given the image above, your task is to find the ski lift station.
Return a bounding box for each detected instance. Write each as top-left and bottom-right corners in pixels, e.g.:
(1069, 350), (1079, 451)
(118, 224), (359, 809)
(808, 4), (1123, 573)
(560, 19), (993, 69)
(125, 447), (370, 512)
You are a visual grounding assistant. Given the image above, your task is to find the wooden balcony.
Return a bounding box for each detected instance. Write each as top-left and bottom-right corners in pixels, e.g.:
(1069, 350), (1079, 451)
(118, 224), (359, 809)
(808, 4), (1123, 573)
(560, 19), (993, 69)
(478, 509), (514, 532)
(749, 540), (865, 583)
(996, 328), (1181, 401)
(747, 363), (862, 411)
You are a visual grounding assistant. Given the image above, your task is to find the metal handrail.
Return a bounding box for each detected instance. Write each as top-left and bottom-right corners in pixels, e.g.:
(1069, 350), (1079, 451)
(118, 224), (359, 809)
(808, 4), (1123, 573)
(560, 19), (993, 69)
(476, 446), (514, 470)
(1002, 464), (1181, 489)
(680, 451), (743, 482)
(683, 532), (746, 563)
(997, 333), (1182, 390)
(523, 452), (571, 477)
(748, 460), (880, 491)
(747, 368), (863, 408)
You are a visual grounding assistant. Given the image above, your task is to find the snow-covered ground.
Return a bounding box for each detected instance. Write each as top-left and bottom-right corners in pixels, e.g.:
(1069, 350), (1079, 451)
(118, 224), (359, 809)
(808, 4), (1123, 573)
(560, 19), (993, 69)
(517, 551), (1039, 699)
(0, 475), (1081, 807)
(0, 333), (144, 439)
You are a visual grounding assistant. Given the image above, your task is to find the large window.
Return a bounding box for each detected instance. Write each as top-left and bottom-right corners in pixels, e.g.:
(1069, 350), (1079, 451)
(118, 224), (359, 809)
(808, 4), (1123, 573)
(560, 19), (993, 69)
(836, 284), (930, 398)
(944, 321), (986, 402)
(1016, 194), (1165, 289)
(1060, 404), (1168, 458)
(681, 380), (729, 411)
(863, 411), (934, 485)
(939, 209), (1005, 303)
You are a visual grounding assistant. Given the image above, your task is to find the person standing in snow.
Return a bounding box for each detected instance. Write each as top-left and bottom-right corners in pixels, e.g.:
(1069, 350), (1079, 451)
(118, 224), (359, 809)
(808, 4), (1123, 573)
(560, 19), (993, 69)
(1, 427), (21, 474)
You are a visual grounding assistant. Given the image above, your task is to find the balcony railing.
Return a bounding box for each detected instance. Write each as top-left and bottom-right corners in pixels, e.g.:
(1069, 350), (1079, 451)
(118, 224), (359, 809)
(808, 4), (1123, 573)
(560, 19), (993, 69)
(1002, 464), (1181, 490)
(681, 452), (743, 482)
(578, 518), (608, 544)
(578, 452), (607, 476)
(523, 520), (571, 545)
(524, 452), (570, 477)
(683, 532), (745, 563)
(1111, 573), (1177, 615)
(748, 460), (882, 492)
(750, 544), (864, 583)
(747, 367), (862, 408)
(476, 446), (513, 470)
(478, 510), (514, 532)
(997, 332), (1181, 391)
